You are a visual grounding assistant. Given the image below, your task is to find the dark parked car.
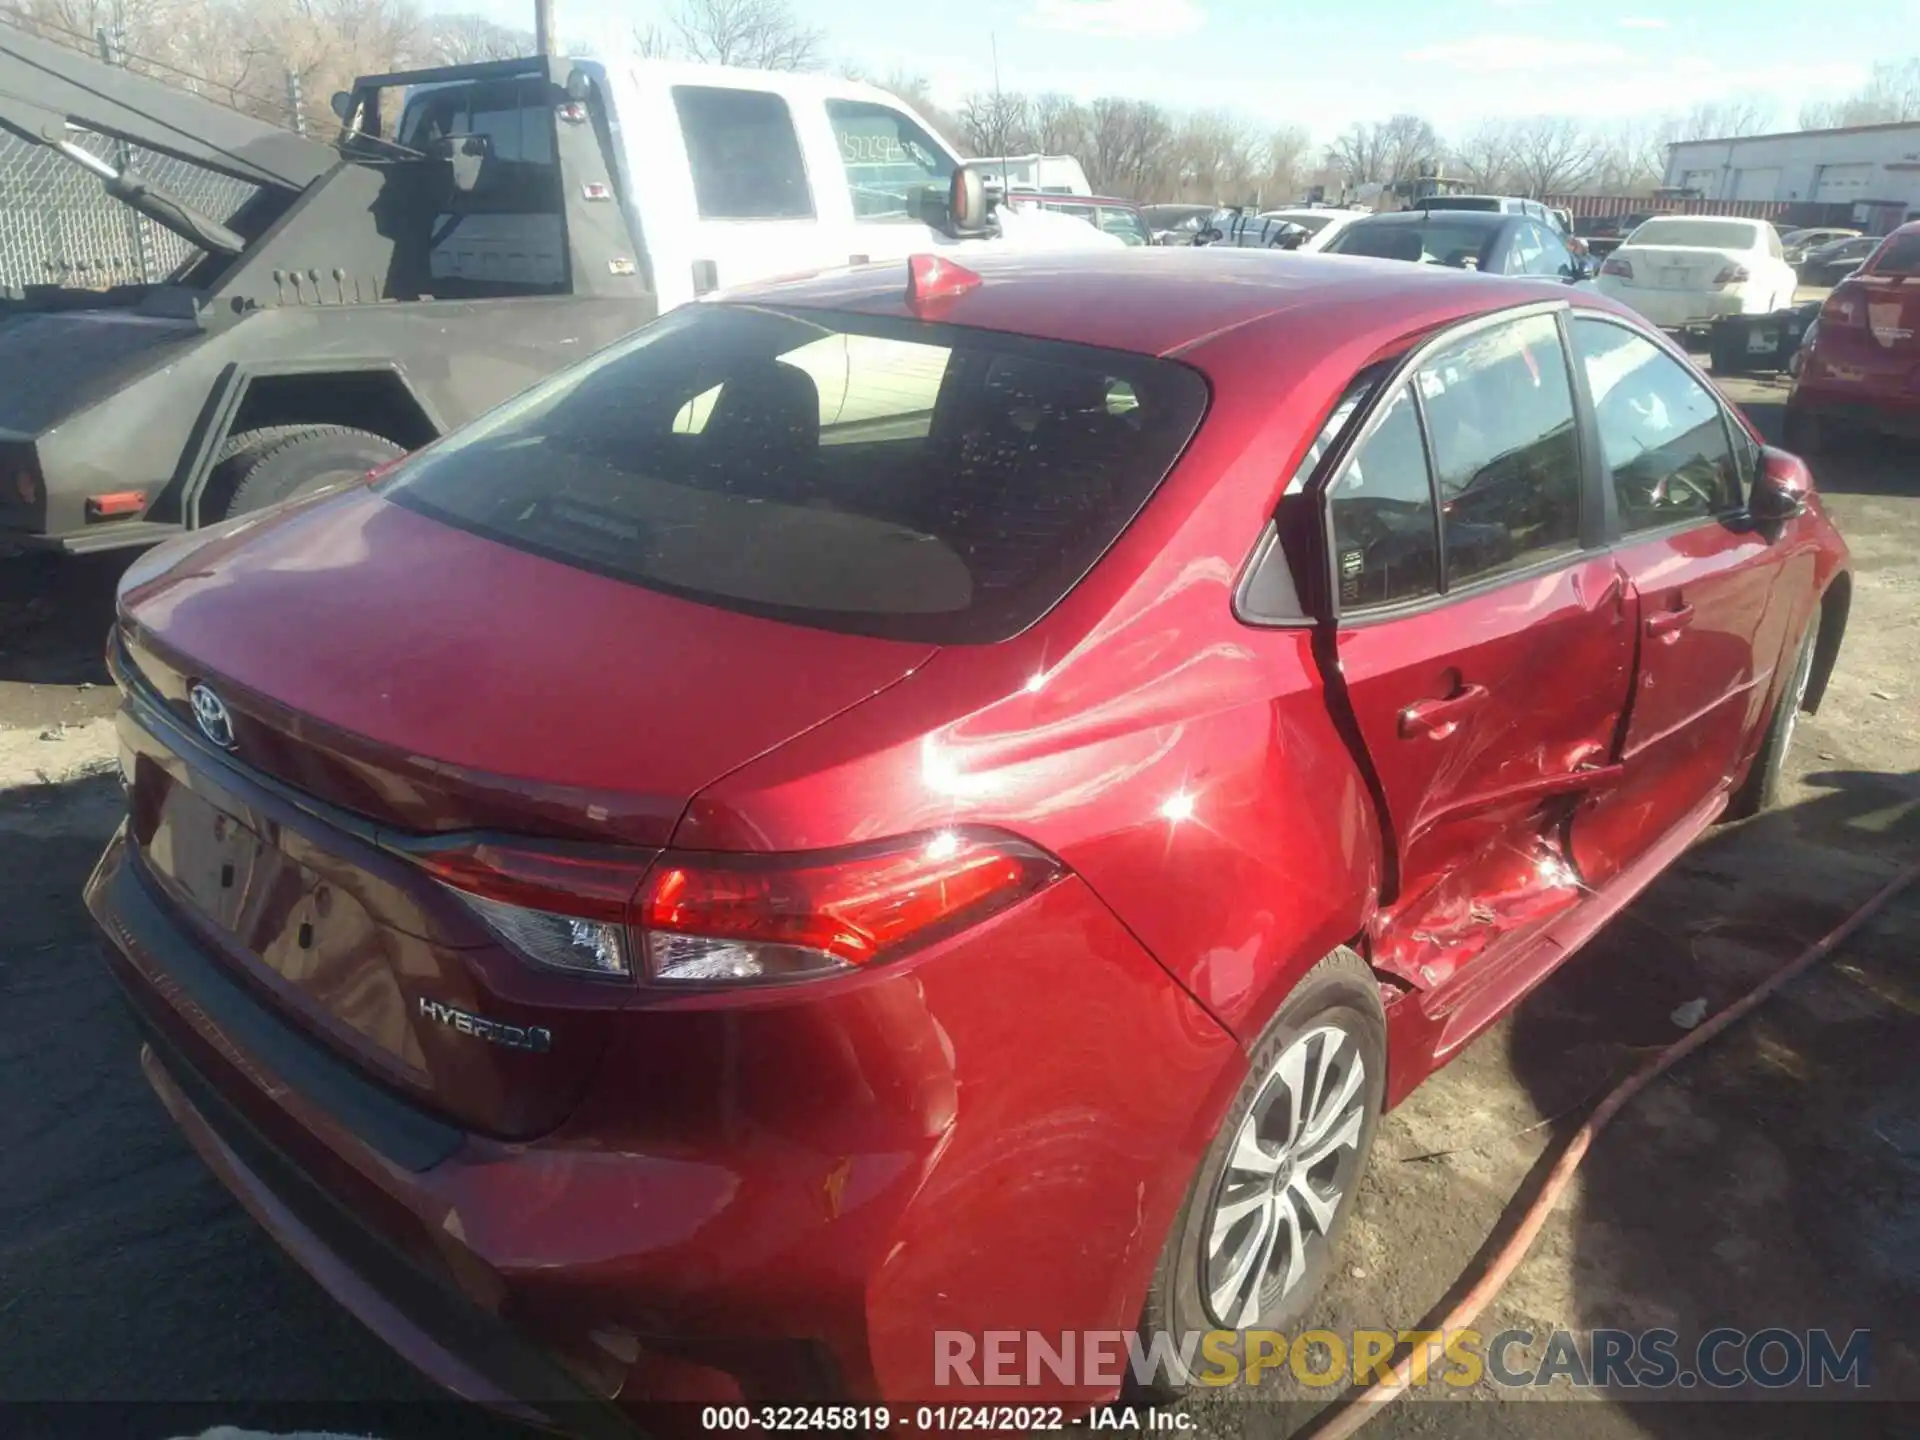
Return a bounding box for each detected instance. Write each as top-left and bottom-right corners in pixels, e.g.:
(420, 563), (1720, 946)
(91, 249), (1849, 1422)
(1798, 234), (1879, 287)
(1575, 210), (1660, 258)
(1323, 208), (1592, 283)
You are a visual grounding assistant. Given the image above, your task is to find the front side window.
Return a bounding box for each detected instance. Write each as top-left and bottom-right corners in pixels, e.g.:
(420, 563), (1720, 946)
(1571, 317), (1741, 531)
(1417, 312), (1582, 587)
(826, 100), (954, 221)
(1326, 388), (1439, 609)
(675, 87), (813, 220)
(381, 305), (1206, 644)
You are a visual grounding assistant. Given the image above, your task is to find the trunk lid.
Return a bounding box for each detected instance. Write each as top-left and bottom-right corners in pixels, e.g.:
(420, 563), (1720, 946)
(1617, 244), (1740, 291)
(116, 487), (934, 1138)
(120, 486), (935, 844)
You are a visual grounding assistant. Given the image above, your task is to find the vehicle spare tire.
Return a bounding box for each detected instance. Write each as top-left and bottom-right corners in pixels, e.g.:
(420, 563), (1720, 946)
(206, 425), (406, 520)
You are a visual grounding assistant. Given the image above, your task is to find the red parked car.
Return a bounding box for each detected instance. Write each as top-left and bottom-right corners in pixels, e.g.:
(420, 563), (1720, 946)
(90, 248), (1849, 1421)
(1787, 219), (1920, 449)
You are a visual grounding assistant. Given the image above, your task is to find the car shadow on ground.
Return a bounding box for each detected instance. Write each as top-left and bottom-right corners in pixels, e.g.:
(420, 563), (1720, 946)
(0, 552), (129, 736)
(1729, 385), (1917, 500)
(1494, 766), (1920, 1419)
(0, 769), (539, 1438)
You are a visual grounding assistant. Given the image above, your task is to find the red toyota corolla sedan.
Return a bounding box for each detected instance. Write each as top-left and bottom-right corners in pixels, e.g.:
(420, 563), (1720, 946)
(89, 248), (1849, 1422)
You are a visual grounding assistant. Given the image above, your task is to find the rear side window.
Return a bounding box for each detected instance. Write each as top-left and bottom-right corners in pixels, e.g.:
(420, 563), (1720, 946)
(1869, 234), (1920, 276)
(381, 305), (1207, 644)
(1417, 312), (1582, 587)
(827, 100), (953, 221)
(675, 87), (812, 220)
(1571, 318), (1741, 529)
(1327, 389), (1439, 609)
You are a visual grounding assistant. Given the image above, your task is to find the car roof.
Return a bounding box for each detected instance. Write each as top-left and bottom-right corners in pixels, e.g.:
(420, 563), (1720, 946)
(1353, 209), (1512, 229)
(719, 247), (1591, 361)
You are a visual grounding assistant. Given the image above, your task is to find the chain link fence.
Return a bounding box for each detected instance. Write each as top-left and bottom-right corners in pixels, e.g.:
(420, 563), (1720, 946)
(0, 127), (259, 288)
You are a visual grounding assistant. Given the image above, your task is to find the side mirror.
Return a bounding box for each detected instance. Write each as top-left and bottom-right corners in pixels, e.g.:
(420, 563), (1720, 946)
(565, 68), (592, 103)
(1751, 446), (1812, 523)
(946, 165), (989, 237)
(329, 90), (353, 122)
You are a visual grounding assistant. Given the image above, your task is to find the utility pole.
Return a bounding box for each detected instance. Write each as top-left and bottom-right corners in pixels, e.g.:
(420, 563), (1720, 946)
(535, 0), (555, 55)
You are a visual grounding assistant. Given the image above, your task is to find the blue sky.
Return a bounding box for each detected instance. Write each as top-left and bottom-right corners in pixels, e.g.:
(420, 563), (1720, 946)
(443, 0), (1909, 136)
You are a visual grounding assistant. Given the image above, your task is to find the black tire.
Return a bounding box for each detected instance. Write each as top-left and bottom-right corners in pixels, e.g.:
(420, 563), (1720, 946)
(205, 425), (405, 520)
(1135, 948), (1386, 1395)
(1727, 616), (1818, 820)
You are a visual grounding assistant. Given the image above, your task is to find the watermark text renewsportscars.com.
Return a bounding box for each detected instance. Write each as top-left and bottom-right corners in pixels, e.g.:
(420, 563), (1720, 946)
(934, 1327), (1873, 1392)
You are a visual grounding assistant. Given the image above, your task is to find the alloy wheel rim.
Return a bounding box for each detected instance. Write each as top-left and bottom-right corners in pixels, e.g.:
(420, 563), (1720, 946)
(1202, 1023), (1369, 1329)
(1780, 631), (1816, 763)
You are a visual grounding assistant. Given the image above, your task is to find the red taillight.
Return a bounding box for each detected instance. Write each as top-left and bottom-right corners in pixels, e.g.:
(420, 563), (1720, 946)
(408, 840), (650, 979)
(1821, 289), (1864, 329)
(1713, 263), (1751, 285)
(405, 829), (1062, 987)
(1600, 256), (1633, 279)
(639, 831), (1061, 984)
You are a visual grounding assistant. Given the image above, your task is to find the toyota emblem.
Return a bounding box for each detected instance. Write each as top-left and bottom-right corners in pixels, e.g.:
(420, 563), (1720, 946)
(188, 683), (236, 750)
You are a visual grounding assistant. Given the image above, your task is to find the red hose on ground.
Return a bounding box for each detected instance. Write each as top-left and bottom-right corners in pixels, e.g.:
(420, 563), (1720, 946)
(1297, 855), (1920, 1440)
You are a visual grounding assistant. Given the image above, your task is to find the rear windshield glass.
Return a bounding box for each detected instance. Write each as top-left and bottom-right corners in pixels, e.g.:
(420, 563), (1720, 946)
(1426, 197), (1501, 212)
(1328, 219), (1501, 270)
(381, 305), (1208, 644)
(1868, 234), (1920, 276)
(1629, 219), (1760, 249)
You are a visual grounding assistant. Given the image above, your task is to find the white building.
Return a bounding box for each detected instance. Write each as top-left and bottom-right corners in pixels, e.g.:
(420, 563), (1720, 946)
(1664, 121), (1920, 231)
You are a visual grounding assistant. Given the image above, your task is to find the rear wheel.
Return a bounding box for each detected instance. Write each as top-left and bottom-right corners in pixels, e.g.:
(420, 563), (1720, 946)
(204, 425), (405, 521)
(1137, 949), (1385, 1392)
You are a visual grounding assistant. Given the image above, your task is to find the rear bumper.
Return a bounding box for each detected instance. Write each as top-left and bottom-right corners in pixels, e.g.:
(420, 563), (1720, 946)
(1593, 280), (1773, 329)
(88, 821), (1240, 1412)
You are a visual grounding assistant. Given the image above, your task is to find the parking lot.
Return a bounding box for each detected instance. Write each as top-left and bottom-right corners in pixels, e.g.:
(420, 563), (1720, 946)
(0, 365), (1914, 1438)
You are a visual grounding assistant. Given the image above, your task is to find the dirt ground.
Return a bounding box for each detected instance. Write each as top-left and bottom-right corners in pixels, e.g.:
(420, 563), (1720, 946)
(0, 370), (1913, 1440)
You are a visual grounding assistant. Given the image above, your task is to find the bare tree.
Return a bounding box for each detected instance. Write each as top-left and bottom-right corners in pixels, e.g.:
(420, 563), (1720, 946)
(1505, 115), (1598, 197)
(1327, 114), (1437, 187)
(1083, 97), (1175, 199)
(1588, 118), (1666, 196)
(425, 13), (530, 64)
(1450, 120), (1517, 192)
(1261, 125), (1310, 203)
(1675, 96), (1777, 141)
(633, 21), (674, 58)
(1029, 93), (1088, 158)
(959, 88), (1031, 159)
(650, 0), (823, 70)
(1800, 58), (1920, 127)
(1326, 121), (1388, 184)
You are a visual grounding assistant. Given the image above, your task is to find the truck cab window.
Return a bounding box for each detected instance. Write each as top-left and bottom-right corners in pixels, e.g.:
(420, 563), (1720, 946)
(826, 100), (954, 221)
(675, 87), (814, 221)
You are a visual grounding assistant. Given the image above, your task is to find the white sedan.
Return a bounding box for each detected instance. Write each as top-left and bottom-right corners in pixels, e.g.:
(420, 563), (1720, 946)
(1593, 215), (1800, 330)
(1254, 207), (1368, 252)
